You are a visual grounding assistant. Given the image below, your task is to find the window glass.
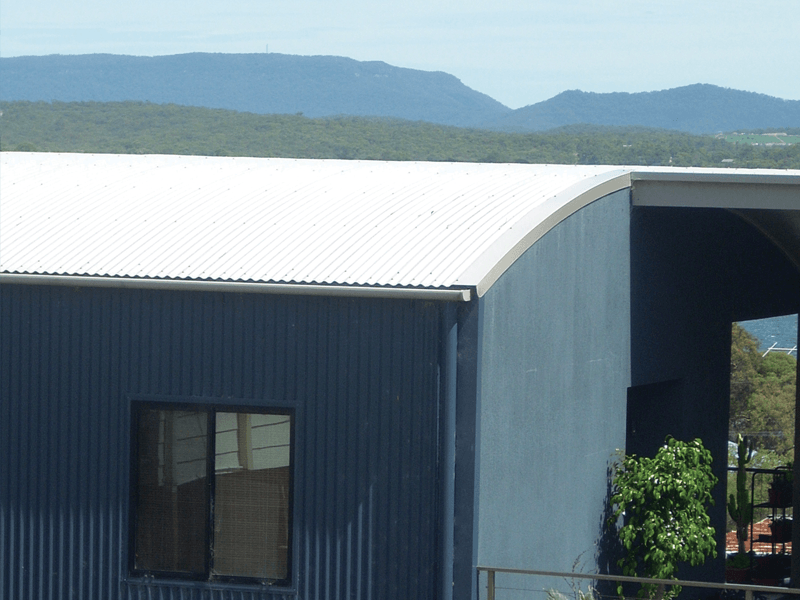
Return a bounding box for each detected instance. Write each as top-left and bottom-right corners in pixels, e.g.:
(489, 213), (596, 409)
(134, 409), (208, 574)
(213, 413), (291, 579)
(132, 405), (292, 583)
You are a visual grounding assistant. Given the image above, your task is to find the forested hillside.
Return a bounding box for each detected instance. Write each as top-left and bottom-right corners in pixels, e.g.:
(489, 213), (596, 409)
(2, 101), (799, 168)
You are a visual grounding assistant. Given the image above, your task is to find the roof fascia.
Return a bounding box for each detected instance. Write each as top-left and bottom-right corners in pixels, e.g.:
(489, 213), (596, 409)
(457, 171), (633, 297)
(631, 171), (800, 209)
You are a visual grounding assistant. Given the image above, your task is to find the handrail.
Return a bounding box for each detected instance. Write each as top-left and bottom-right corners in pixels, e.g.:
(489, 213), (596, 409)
(476, 566), (800, 600)
(762, 341), (798, 357)
(726, 465), (792, 474)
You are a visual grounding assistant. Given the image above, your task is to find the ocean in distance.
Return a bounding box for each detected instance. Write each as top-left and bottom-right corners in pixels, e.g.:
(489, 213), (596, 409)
(739, 313), (798, 356)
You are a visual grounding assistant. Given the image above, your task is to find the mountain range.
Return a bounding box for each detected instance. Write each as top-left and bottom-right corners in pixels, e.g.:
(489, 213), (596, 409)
(486, 86), (800, 134)
(2, 53), (800, 134)
(0, 53), (508, 128)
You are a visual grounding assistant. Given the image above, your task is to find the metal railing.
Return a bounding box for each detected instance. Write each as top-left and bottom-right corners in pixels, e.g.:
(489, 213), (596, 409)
(762, 342), (797, 357)
(477, 566), (800, 600)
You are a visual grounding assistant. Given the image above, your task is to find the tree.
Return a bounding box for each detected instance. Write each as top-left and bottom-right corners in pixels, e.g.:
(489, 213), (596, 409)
(748, 351), (796, 455)
(729, 323), (796, 456)
(609, 437), (718, 600)
(729, 323), (762, 438)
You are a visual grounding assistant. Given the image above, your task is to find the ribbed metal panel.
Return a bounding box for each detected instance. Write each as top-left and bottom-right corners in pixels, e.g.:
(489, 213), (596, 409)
(1, 283), (442, 600)
(1, 152), (625, 289)
(1, 283), (128, 600)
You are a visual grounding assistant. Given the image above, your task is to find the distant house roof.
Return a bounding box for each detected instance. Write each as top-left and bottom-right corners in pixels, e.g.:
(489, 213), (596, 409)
(2, 152), (799, 299)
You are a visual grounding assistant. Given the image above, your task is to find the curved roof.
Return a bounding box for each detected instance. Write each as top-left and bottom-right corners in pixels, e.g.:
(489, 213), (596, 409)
(1, 152), (799, 299)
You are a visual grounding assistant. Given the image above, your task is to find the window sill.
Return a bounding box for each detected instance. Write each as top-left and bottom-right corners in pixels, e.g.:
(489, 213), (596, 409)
(124, 575), (297, 596)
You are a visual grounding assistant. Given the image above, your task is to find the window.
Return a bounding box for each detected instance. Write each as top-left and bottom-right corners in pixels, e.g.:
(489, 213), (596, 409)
(131, 403), (293, 584)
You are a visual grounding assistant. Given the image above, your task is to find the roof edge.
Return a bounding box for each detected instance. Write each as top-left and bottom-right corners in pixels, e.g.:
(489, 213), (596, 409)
(0, 273), (472, 302)
(630, 170), (800, 186)
(456, 171), (632, 297)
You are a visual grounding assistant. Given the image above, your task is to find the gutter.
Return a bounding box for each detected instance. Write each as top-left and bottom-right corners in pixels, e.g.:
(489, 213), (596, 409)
(0, 273), (472, 302)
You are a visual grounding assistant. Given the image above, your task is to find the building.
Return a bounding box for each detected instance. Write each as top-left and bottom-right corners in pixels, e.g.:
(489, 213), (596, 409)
(2, 152), (800, 600)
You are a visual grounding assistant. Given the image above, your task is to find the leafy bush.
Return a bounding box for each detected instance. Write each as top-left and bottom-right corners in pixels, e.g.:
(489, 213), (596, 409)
(609, 437), (718, 600)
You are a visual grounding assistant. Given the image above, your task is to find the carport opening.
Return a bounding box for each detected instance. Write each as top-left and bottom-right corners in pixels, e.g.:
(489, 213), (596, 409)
(727, 315), (797, 573)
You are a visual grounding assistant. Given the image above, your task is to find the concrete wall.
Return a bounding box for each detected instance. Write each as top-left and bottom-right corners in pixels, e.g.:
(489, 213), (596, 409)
(476, 190), (632, 593)
(466, 198), (799, 598)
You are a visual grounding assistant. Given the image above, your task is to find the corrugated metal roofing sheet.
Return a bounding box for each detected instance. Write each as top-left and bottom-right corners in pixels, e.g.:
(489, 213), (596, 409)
(0, 153), (631, 293)
(3, 153), (798, 295)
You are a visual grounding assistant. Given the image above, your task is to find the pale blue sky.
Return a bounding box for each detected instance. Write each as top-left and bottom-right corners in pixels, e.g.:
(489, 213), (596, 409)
(2, 0), (798, 109)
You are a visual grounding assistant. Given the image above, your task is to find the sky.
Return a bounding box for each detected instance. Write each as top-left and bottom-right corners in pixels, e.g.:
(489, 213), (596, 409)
(2, 0), (799, 109)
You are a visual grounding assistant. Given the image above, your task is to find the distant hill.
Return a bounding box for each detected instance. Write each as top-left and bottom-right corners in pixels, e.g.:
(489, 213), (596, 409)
(485, 85), (800, 134)
(3, 54), (800, 134)
(0, 53), (510, 128)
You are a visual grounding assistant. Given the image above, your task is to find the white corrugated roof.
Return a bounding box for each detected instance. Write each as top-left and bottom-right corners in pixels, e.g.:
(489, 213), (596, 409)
(2, 153), (798, 297)
(0, 153), (633, 296)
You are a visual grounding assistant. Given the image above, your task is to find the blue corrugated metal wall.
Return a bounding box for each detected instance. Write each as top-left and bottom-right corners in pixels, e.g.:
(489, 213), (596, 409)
(0, 285), (444, 600)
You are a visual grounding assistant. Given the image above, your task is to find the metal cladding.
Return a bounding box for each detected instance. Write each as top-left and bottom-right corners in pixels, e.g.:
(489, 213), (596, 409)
(0, 285), (442, 600)
(1, 153), (630, 293)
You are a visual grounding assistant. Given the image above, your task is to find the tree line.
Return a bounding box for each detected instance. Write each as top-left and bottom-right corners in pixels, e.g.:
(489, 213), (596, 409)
(2, 100), (800, 169)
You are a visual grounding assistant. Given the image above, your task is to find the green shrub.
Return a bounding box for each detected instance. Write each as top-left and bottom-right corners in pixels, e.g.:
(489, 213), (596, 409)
(609, 437), (718, 600)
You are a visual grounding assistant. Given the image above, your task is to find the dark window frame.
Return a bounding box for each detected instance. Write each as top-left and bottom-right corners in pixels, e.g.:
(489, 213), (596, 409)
(129, 399), (294, 587)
